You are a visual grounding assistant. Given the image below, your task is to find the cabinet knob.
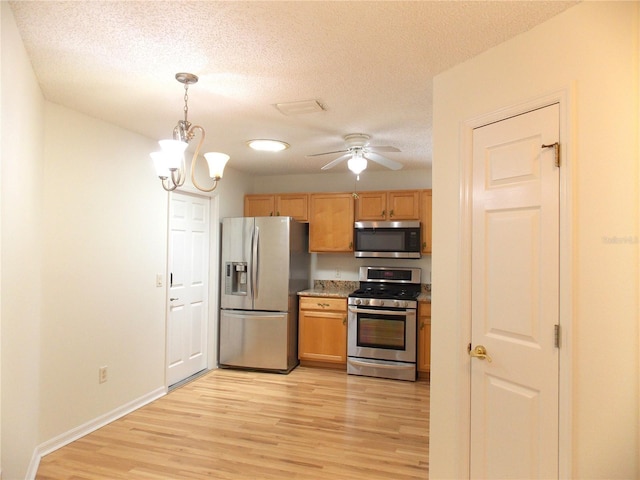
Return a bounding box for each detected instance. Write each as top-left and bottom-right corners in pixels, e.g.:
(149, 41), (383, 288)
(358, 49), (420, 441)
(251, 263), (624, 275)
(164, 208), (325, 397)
(390, 209), (394, 217)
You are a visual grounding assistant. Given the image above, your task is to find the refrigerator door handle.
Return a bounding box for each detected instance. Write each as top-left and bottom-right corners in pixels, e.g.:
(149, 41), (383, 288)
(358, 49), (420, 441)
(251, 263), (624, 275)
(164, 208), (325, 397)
(252, 226), (260, 299)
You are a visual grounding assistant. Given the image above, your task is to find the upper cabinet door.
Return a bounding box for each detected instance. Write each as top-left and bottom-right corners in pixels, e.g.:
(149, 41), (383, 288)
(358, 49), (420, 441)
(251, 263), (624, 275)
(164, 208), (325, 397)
(355, 190), (421, 221)
(355, 191), (387, 220)
(244, 194), (309, 222)
(275, 193), (309, 222)
(244, 195), (275, 217)
(309, 193), (355, 252)
(387, 190), (421, 220)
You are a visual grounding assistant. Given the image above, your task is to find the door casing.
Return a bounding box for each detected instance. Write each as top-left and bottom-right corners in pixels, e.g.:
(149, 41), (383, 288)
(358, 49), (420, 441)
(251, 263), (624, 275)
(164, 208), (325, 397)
(458, 89), (573, 478)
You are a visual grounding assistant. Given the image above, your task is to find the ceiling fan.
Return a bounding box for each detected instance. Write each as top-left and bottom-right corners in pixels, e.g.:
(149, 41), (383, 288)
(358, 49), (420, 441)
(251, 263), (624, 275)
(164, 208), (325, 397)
(307, 134), (402, 174)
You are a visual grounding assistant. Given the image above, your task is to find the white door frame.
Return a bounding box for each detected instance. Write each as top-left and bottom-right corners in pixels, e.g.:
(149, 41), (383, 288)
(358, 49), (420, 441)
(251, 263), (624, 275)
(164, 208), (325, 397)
(165, 188), (221, 387)
(458, 88), (573, 479)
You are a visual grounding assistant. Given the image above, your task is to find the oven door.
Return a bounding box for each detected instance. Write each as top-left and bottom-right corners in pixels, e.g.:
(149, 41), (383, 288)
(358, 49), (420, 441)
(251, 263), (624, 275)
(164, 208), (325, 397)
(347, 305), (416, 363)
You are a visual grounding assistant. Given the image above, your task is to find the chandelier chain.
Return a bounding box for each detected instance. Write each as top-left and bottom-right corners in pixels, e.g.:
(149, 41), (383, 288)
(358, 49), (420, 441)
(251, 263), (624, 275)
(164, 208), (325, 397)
(183, 83), (189, 122)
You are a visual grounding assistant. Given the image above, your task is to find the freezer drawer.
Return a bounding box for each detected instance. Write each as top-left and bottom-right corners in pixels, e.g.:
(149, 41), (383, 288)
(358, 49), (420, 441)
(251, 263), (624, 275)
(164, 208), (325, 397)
(219, 310), (298, 372)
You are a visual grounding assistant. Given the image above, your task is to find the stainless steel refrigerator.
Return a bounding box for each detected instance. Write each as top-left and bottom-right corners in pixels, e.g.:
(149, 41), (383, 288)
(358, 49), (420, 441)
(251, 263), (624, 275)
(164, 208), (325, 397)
(219, 216), (309, 373)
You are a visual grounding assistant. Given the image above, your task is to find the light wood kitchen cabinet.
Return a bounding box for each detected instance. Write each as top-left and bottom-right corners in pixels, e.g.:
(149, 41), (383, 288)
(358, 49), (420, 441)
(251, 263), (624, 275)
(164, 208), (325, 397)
(309, 193), (355, 252)
(417, 301), (431, 375)
(355, 190), (421, 221)
(298, 296), (348, 365)
(244, 193), (309, 222)
(244, 194), (275, 217)
(420, 189), (432, 254)
(276, 193), (309, 222)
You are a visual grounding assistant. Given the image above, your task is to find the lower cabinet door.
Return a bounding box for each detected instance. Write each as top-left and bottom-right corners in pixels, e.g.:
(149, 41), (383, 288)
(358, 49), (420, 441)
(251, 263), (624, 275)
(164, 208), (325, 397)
(299, 309), (347, 364)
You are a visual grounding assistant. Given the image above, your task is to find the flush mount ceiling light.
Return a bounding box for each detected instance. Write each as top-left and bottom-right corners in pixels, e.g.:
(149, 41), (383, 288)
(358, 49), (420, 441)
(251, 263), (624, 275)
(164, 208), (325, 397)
(246, 139), (290, 152)
(151, 73), (230, 192)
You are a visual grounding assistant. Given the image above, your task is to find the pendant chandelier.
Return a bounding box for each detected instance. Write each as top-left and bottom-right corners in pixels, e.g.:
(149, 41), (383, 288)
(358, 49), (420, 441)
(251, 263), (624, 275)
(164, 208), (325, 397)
(151, 73), (229, 192)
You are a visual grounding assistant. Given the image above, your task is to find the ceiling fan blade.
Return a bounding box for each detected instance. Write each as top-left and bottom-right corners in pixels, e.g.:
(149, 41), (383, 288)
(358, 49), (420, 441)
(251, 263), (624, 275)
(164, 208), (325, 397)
(364, 152), (403, 170)
(321, 153), (351, 170)
(306, 149), (349, 158)
(367, 146), (401, 153)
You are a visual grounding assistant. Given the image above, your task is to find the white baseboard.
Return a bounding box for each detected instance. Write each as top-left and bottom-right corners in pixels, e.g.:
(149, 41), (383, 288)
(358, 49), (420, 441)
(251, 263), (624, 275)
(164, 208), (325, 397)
(26, 386), (166, 480)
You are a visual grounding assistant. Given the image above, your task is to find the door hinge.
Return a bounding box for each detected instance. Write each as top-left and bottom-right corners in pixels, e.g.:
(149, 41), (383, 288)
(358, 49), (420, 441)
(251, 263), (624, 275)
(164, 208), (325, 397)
(542, 142), (560, 167)
(554, 324), (561, 348)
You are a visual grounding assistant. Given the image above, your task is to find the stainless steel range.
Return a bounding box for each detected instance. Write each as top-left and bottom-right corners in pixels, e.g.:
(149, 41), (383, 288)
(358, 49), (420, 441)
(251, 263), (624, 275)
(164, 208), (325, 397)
(347, 266), (421, 381)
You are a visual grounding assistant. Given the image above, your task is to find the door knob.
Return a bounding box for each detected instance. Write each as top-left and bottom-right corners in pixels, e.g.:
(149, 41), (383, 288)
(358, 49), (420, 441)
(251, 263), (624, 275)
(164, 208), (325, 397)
(469, 345), (492, 362)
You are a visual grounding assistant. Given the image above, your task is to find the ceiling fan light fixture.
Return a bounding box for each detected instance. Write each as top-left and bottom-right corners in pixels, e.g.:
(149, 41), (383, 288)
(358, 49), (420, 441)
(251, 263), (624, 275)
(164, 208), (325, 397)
(246, 139), (290, 152)
(348, 152), (367, 174)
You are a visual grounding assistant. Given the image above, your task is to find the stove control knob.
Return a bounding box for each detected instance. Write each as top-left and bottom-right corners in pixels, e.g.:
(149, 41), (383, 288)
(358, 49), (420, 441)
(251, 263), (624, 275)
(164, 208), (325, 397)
(393, 300), (401, 307)
(354, 298), (362, 305)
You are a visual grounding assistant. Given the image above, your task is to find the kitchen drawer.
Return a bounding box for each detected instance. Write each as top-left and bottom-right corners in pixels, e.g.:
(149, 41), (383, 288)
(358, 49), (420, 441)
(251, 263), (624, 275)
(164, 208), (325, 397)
(299, 297), (347, 312)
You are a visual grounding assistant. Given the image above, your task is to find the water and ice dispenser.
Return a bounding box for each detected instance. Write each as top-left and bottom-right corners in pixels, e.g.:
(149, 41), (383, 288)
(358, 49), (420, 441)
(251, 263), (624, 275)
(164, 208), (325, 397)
(225, 262), (248, 295)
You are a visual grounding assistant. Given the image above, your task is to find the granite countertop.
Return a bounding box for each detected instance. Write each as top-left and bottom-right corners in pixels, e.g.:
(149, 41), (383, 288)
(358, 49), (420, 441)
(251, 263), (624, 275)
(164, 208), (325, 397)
(297, 280), (357, 298)
(417, 292), (431, 303)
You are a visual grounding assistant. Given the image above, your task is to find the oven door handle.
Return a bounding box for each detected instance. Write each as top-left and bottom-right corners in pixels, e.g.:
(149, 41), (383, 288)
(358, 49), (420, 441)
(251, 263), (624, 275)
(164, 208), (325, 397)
(348, 306), (409, 316)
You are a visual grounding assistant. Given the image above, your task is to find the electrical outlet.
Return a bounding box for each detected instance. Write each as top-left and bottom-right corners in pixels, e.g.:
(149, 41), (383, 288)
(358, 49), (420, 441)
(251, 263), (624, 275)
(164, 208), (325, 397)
(99, 366), (108, 384)
(156, 274), (163, 287)
(335, 268), (341, 278)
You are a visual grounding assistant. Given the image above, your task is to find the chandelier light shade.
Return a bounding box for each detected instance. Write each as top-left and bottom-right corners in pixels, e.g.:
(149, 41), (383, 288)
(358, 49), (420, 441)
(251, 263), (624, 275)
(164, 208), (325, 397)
(204, 152), (230, 179)
(151, 73), (229, 192)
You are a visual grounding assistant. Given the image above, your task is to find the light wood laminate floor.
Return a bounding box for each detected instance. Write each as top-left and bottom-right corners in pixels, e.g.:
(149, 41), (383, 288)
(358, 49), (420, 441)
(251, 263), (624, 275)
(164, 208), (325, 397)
(37, 367), (429, 479)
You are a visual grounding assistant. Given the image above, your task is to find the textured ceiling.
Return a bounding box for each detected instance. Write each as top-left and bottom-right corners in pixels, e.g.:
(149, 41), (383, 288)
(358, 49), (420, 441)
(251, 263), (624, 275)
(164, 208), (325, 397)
(9, 1), (577, 176)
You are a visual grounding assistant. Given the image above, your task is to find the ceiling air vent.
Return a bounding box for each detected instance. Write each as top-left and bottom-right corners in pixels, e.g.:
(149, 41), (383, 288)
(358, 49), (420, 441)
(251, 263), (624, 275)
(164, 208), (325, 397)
(274, 99), (326, 116)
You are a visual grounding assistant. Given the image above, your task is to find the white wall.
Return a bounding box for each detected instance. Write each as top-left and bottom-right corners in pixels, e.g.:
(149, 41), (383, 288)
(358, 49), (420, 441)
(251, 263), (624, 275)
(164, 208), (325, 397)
(430, 2), (639, 479)
(251, 168), (431, 194)
(249, 169), (433, 283)
(1, 3), (45, 478)
(39, 104), (169, 441)
(213, 165), (253, 220)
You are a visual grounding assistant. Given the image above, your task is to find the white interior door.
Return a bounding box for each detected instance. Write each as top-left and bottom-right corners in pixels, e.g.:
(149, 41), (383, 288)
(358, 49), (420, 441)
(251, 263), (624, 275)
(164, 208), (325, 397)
(470, 104), (560, 479)
(167, 192), (210, 386)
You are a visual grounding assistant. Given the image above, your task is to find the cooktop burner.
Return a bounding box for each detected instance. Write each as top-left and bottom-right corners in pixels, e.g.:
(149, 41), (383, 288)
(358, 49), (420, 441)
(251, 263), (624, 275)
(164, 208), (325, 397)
(351, 287), (420, 300)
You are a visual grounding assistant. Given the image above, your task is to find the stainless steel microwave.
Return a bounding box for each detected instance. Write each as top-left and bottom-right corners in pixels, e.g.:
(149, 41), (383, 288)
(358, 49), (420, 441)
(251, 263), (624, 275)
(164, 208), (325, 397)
(353, 221), (421, 258)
